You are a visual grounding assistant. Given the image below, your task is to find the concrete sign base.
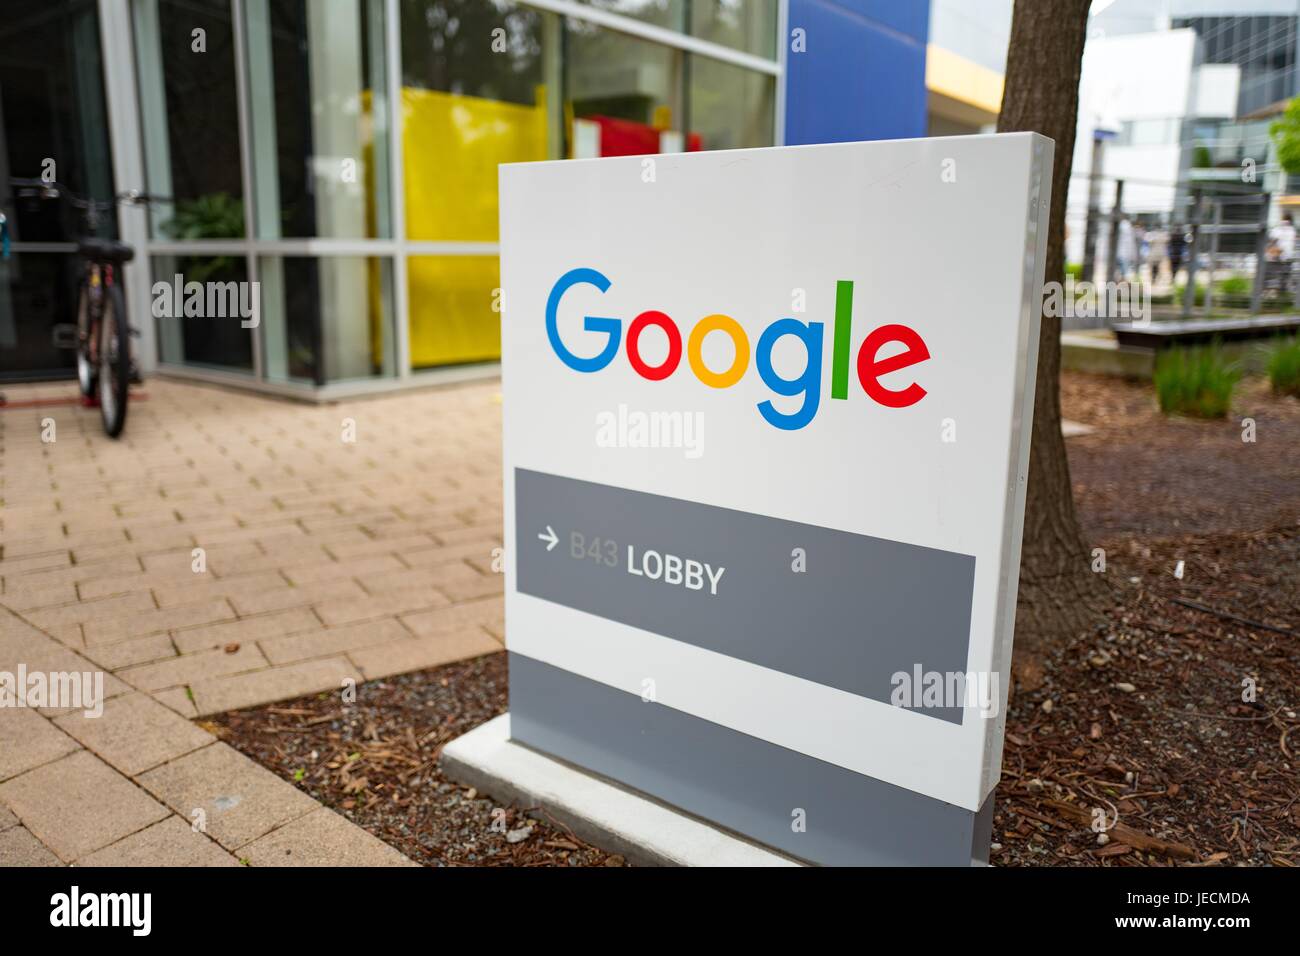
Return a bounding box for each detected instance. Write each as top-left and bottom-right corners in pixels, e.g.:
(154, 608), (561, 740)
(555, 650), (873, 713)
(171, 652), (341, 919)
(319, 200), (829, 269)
(508, 654), (995, 866)
(440, 710), (801, 867)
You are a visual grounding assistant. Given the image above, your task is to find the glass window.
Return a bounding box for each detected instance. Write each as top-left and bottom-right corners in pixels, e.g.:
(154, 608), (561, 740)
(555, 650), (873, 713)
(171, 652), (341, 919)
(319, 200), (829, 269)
(152, 255), (254, 372)
(260, 256), (396, 383)
(691, 0), (778, 59)
(244, 0), (392, 239)
(407, 256), (499, 369)
(400, 1), (557, 241)
(575, 0), (684, 32)
(689, 55), (775, 151)
(134, 0), (244, 240)
(566, 19), (685, 157)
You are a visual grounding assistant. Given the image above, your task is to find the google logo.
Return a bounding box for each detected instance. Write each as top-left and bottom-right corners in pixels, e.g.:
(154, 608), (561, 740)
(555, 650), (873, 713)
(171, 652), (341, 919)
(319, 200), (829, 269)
(545, 267), (931, 431)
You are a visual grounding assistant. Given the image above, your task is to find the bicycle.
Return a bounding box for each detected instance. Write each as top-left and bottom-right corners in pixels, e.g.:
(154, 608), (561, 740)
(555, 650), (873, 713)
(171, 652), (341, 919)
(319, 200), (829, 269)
(2, 178), (165, 438)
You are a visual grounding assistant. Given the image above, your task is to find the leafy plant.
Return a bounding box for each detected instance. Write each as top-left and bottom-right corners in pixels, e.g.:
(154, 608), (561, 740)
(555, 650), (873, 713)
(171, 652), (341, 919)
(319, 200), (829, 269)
(1267, 334), (1300, 397)
(1270, 96), (1300, 175)
(1153, 343), (1241, 418)
(1217, 275), (1251, 298)
(161, 193), (245, 283)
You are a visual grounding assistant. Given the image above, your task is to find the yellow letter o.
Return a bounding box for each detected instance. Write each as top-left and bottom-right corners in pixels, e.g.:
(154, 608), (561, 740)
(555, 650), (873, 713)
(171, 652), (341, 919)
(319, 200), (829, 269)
(687, 314), (749, 388)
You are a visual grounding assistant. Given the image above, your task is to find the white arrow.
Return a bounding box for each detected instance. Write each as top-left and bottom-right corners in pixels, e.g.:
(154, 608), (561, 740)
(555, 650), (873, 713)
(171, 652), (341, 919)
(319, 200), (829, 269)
(538, 525), (558, 552)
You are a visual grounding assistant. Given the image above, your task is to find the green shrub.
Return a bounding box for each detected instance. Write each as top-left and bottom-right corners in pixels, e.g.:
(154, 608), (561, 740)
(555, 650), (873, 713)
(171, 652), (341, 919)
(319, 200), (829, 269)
(1267, 334), (1300, 397)
(1065, 262), (1083, 282)
(1153, 343), (1241, 418)
(1217, 275), (1251, 298)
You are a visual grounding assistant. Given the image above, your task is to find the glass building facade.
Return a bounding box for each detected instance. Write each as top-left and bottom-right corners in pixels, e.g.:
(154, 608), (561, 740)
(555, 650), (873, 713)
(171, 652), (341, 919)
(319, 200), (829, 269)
(133, 0), (782, 396)
(2, 1), (933, 392)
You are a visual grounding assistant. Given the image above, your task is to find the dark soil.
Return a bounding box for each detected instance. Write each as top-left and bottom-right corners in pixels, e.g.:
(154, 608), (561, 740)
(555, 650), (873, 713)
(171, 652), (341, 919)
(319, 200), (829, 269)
(206, 655), (623, 867)
(992, 372), (1300, 866)
(213, 371), (1299, 867)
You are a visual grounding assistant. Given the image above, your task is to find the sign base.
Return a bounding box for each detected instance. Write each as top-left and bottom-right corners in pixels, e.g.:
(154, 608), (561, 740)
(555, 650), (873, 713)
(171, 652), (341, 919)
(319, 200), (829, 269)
(440, 713), (799, 867)
(498, 653), (994, 866)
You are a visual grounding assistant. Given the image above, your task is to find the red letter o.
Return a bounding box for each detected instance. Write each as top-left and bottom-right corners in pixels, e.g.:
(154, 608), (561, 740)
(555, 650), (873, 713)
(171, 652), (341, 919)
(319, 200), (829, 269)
(627, 310), (683, 381)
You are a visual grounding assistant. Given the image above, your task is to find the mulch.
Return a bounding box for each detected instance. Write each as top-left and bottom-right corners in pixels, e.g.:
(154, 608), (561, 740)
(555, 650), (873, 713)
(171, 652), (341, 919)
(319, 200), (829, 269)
(212, 370), (1299, 867)
(994, 372), (1300, 866)
(206, 655), (623, 867)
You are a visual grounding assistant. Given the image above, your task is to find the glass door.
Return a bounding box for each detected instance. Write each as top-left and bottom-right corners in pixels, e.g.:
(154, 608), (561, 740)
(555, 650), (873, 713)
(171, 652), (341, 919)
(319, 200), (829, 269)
(0, 0), (116, 381)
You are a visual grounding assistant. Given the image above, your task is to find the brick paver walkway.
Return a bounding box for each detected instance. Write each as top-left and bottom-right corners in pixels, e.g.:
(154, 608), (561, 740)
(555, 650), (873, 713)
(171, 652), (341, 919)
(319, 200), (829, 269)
(0, 375), (505, 865)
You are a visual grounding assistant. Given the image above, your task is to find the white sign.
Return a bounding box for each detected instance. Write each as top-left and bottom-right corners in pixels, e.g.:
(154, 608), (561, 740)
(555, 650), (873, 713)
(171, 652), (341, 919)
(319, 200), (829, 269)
(499, 134), (1053, 859)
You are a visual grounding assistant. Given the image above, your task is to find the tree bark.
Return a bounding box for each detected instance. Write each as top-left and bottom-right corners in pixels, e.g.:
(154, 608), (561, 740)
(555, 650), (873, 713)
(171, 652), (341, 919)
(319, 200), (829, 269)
(997, 0), (1112, 655)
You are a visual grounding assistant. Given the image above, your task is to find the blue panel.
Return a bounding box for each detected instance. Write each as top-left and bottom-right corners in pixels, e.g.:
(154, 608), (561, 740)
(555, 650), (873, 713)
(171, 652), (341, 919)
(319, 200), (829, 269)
(833, 0), (930, 40)
(785, 0), (929, 145)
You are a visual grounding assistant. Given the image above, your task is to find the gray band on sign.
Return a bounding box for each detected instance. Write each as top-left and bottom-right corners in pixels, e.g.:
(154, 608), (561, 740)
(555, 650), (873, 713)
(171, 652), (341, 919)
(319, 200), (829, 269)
(510, 653), (994, 866)
(515, 468), (977, 723)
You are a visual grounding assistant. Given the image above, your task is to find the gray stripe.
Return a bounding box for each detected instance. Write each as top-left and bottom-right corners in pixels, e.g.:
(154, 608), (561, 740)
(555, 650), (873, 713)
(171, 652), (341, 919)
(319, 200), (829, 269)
(515, 468), (976, 722)
(510, 653), (992, 866)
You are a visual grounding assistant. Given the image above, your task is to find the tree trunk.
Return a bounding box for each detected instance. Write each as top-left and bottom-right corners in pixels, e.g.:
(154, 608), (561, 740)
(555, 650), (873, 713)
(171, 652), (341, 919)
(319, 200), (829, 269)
(997, 0), (1112, 657)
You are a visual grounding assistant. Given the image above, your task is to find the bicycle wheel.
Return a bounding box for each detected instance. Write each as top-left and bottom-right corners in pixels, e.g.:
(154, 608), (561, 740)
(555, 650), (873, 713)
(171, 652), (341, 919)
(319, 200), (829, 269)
(98, 283), (130, 438)
(75, 277), (97, 399)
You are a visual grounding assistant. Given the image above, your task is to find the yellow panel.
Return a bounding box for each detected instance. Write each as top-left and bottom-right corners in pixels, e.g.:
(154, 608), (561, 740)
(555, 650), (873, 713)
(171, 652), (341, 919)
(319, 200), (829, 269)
(401, 86), (546, 366)
(403, 86), (548, 242)
(408, 256), (501, 369)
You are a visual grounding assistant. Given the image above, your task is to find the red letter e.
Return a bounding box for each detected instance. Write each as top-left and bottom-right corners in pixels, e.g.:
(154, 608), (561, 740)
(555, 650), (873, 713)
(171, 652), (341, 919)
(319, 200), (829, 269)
(857, 324), (930, 408)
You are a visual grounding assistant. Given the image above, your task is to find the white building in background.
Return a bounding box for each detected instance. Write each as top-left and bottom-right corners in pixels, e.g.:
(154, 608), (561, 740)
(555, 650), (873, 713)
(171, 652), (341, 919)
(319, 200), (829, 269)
(926, 0), (1013, 137)
(1066, 26), (1241, 269)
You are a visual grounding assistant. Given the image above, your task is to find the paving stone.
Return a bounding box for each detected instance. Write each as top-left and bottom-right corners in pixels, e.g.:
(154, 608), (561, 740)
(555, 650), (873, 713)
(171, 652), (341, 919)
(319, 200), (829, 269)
(0, 638), (132, 707)
(433, 523), (502, 547)
(239, 807), (415, 867)
(0, 803), (18, 831)
(0, 826), (64, 866)
(54, 693), (213, 776)
(282, 554), (404, 586)
(188, 656), (360, 716)
(0, 551), (71, 576)
(323, 533), (438, 561)
(118, 643), (268, 693)
(437, 572), (504, 603)
(0, 582), (80, 612)
(24, 590), (155, 631)
(259, 617), (413, 666)
(0, 707), (82, 781)
(79, 815), (240, 867)
(77, 573), (155, 602)
(401, 540), (500, 568)
(83, 633), (177, 671)
(0, 751), (169, 862)
(229, 580), (367, 617)
(314, 587), (450, 627)
(152, 687), (199, 719)
(401, 597), (504, 640)
(83, 598), (236, 646)
(349, 629), (500, 681)
(0, 618), (58, 670)
(171, 607), (320, 654)
(136, 743), (318, 851)
(150, 571), (289, 610)
(0, 377), (510, 865)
